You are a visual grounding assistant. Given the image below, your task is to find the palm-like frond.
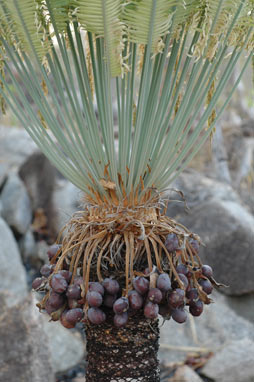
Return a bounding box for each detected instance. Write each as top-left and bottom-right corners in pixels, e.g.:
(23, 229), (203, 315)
(123, 0), (174, 51)
(0, 0), (49, 61)
(45, 0), (77, 33)
(76, 0), (123, 76)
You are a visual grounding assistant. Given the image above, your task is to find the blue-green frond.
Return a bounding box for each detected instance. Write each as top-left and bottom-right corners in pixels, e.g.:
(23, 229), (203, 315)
(76, 0), (123, 76)
(0, 0), (50, 61)
(123, 0), (174, 51)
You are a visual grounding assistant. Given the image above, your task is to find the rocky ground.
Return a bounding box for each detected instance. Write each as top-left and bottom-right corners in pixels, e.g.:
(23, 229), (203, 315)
(0, 123), (254, 382)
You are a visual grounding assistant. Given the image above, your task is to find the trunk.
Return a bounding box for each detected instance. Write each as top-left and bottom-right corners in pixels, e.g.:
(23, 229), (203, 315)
(84, 312), (160, 382)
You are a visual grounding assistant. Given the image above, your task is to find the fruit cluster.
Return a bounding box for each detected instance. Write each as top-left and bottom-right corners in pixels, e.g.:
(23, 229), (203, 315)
(33, 233), (215, 329)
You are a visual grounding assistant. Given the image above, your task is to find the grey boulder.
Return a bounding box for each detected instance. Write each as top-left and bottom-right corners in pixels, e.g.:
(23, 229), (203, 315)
(0, 125), (37, 171)
(1, 173), (32, 234)
(43, 317), (85, 373)
(177, 198), (254, 295)
(0, 294), (55, 382)
(202, 338), (254, 382)
(173, 365), (203, 382)
(0, 217), (28, 305)
(159, 291), (254, 364)
(0, 163), (7, 189)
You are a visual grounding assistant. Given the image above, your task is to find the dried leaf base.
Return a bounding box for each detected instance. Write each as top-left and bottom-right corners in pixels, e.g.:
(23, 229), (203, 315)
(84, 312), (160, 382)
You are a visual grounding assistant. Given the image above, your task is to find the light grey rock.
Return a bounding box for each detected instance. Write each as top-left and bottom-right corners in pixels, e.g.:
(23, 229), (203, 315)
(0, 125), (37, 171)
(0, 294), (55, 382)
(53, 179), (81, 233)
(202, 338), (254, 382)
(0, 200), (2, 216)
(42, 314), (85, 373)
(225, 293), (254, 324)
(0, 217), (28, 305)
(159, 291), (254, 365)
(166, 170), (240, 218)
(19, 233), (50, 266)
(19, 229), (38, 263)
(1, 174), (32, 234)
(0, 163), (8, 189)
(172, 366), (203, 382)
(174, 198), (254, 295)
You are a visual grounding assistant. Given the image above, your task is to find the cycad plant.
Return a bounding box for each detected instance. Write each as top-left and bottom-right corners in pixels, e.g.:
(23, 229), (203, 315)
(1, 1), (253, 381)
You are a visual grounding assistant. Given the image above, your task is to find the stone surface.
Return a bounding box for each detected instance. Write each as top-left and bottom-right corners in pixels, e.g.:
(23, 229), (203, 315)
(201, 338), (254, 382)
(0, 217), (28, 305)
(0, 163), (7, 189)
(159, 291), (254, 365)
(225, 293), (254, 324)
(174, 198), (254, 295)
(19, 229), (38, 261)
(0, 125), (37, 171)
(0, 294), (55, 382)
(166, 170), (239, 218)
(172, 366), (203, 382)
(43, 317), (85, 373)
(1, 174), (32, 234)
(53, 179), (81, 232)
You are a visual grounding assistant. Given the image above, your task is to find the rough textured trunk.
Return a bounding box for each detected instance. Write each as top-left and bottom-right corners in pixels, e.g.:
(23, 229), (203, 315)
(85, 312), (160, 382)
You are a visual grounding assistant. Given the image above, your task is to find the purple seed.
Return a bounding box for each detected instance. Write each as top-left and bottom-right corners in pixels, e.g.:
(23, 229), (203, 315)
(103, 294), (117, 308)
(172, 308), (187, 324)
(189, 299), (203, 316)
(165, 233), (179, 252)
(157, 273), (172, 292)
(40, 264), (52, 277)
(189, 238), (199, 253)
(87, 291), (103, 307)
(198, 279), (213, 295)
(128, 290), (143, 310)
(59, 270), (72, 283)
(32, 277), (45, 290)
(65, 308), (84, 325)
(88, 282), (105, 296)
(168, 288), (185, 309)
(132, 276), (149, 295)
(201, 265), (213, 278)
(47, 291), (65, 309)
(102, 278), (120, 295)
(113, 297), (129, 314)
(114, 312), (128, 328)
(144, 302), (159, 319)
(47, 244), (62, 260)
(66, 284), (81, 300)
(50, 273), (68, 294)
(147, 288), (163, 304)
(87, 307), (106, 325)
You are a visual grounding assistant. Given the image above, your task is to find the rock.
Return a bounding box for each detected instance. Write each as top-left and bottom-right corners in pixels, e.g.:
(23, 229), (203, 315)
(43, 315), (85, 373)
(173, 366), (203, 382)
(1, 174), (32, 234)
(175, 198), (254, 295)
(0, 125), (37, 171)
(166, 170), (239, 218)
(225, 293), (254, 324)
(0, 294), (55, 382)
(19, 152), (58, 240)
(166, 171), (254, 295)
(0, 217), (28, 305)
(0, 200), (2, 216)
(159, 291), (254, 365)
(19, 229), (37, 261)
(0, 163), (8, 189)
(201, 338), (254, 382)
(53, 179), (81, 232)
